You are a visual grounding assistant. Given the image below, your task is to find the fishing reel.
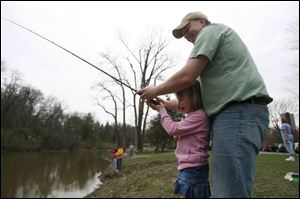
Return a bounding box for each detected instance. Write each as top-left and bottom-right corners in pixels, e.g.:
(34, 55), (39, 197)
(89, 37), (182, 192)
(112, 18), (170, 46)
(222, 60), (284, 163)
(147, 99), (160, 105)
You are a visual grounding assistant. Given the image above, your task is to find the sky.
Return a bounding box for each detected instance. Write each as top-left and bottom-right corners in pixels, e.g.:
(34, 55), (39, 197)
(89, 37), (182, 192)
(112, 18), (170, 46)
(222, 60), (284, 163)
(1, 1), (299, 125)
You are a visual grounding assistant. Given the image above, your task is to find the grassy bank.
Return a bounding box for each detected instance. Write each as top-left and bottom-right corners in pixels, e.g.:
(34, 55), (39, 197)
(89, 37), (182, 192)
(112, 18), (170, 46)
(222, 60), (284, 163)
(87, 152), (299, 198)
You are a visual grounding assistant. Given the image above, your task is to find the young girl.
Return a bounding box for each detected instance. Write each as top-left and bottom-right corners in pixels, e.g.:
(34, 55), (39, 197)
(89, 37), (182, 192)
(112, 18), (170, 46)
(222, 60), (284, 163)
(280, 114), (295, 161)
(147, 80), (210, 198)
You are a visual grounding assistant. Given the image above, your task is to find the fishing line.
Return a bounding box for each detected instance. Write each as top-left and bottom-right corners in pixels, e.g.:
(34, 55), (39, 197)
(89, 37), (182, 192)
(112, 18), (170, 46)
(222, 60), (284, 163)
(1, 16), (137, 92)
(1, 17), (159, 105)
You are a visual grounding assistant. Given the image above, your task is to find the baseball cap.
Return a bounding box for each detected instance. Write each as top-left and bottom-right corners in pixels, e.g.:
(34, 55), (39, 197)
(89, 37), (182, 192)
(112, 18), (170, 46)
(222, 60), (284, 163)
(172, 11), (209, 39)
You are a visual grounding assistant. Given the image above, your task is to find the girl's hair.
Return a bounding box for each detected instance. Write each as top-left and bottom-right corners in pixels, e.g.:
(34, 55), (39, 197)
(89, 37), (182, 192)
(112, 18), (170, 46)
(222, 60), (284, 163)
(176, 81), (202, 112)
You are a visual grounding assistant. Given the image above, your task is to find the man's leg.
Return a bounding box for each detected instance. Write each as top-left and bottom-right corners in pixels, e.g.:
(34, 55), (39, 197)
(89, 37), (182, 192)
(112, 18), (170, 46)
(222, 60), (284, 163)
(211, 104), (269, 198)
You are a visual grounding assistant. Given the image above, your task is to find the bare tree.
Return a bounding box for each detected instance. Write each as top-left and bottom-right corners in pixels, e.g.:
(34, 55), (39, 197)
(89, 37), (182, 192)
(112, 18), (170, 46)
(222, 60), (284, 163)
(1, 66), (22, 128)
(268, 99), (299, 131)
(119, 30), (173, 153)
(1, 60), (6, 73)
(285, 18), (299, 99)
(96, 29), (173, 153)
(95, 82), (121, 146)
(286, 18), (299, 51)
(100, 53), (129, 147)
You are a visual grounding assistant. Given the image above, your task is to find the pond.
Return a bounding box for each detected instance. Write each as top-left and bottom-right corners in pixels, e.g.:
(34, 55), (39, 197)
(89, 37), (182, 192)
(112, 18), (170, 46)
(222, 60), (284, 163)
(1, 150), (110, 198)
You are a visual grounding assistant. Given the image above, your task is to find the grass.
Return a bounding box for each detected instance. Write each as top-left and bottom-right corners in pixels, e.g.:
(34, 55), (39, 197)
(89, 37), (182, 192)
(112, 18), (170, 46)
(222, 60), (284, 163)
(96, 141), (116, 150)
(253, 154), (299, 198)
(86, 152), (299, 198)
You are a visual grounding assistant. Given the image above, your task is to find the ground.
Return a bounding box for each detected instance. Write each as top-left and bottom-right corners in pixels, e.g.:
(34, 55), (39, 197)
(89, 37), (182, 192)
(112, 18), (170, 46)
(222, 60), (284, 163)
(86, 152), (299, 198)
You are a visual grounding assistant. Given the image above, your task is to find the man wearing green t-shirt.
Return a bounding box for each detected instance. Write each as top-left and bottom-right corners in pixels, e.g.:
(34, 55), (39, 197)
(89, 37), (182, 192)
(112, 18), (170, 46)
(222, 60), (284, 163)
(138, 11), (273, 198)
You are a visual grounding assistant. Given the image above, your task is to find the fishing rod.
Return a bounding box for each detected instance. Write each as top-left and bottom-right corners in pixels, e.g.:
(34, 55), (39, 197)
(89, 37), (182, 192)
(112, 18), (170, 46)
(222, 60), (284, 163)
(2, 16), (159, 105)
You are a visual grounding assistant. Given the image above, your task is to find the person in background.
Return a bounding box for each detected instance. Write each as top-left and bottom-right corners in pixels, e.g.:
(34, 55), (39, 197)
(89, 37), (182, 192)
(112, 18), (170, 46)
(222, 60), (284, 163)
(112, 148), (118, 172)
(147, 80), (210, 198)
(116, 146), (124, 172)
(129, 144), (135, 158)
(280, 115), (295, 161)
(138, 11), (273, 197)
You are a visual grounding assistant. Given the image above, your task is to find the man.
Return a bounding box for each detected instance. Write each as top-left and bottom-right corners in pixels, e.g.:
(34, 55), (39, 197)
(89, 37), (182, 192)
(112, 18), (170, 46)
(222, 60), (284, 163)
(138, 11), (273, 197)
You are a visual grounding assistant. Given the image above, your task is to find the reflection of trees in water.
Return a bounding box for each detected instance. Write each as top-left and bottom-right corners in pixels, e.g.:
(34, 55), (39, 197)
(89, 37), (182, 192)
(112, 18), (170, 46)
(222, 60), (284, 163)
(1, 150), (110, 197)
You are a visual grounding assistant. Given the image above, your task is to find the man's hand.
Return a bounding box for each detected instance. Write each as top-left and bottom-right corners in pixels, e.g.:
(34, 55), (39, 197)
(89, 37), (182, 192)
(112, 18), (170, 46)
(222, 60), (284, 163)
(137, 86), (158, 100)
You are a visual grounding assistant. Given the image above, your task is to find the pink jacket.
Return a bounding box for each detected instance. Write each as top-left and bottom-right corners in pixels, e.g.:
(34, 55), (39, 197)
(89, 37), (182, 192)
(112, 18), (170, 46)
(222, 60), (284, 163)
(159, 107), (210, 170)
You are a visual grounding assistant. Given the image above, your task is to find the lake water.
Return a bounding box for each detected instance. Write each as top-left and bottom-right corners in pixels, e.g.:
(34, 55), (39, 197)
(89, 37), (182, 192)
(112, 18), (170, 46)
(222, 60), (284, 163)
(1, 150), (110, 198)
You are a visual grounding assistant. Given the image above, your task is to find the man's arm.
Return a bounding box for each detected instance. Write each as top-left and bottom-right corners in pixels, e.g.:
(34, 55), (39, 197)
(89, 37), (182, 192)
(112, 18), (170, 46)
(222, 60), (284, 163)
(138, 55), (208, 100)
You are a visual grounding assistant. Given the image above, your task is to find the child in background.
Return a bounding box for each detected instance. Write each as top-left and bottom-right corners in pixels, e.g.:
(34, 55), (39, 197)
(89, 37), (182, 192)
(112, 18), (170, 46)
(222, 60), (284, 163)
(116, 146), (124, 172)
(147, 80), (210, 198)
(280, 115), (295, 161)
(112, 148), (118, 172)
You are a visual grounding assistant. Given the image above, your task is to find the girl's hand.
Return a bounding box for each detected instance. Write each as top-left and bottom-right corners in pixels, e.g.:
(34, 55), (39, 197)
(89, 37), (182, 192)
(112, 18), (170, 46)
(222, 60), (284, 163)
(154, 97), (178, 111)
(146, 99), (164, 111)
(173, 136), (180, 142)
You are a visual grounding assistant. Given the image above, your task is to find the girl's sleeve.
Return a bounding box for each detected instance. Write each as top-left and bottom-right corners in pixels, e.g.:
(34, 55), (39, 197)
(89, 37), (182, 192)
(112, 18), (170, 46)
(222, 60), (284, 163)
(159, 107), (208, 136)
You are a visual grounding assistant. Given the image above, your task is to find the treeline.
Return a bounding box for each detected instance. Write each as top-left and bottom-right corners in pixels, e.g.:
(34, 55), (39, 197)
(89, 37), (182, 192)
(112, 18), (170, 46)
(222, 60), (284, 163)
(1, 63), (198, 154)
(1, 67), (135, 152)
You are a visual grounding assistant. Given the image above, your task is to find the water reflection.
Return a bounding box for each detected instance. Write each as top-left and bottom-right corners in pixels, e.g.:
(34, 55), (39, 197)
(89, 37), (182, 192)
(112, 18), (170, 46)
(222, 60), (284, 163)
(1, 150), (110, 198)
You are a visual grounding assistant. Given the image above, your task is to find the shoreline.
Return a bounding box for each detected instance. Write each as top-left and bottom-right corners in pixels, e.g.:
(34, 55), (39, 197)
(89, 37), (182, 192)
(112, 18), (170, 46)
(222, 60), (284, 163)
(85, 152), (178, 198)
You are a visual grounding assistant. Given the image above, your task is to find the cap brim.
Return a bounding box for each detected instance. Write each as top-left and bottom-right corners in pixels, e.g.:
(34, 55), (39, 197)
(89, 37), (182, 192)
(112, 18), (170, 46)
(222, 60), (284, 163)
(172, 21), (189, 39)
(172, 29), (184, 38)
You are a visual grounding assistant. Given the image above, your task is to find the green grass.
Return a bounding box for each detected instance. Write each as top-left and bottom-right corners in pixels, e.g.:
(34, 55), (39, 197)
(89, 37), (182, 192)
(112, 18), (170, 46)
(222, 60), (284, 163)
(86, 152), (299, 198)
(96, 141), (116, 150)
(253, 154), (299, 198)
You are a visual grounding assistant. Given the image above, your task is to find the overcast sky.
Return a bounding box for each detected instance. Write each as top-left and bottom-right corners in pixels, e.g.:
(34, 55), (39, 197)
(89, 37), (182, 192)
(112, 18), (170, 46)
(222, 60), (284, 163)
(1, 1), (299, 125)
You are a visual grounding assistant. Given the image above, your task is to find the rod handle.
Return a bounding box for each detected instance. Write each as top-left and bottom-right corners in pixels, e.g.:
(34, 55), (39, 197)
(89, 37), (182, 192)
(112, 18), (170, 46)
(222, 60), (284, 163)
(148, 99), (160, 105)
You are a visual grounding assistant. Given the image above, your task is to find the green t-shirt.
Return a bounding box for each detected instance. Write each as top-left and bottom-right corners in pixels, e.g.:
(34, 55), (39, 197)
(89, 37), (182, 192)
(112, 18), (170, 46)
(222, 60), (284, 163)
(190, 23), (273, 116)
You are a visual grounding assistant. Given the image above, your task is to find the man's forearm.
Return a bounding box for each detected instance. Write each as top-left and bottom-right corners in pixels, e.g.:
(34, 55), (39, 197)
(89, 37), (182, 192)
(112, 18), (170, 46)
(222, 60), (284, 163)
(155, 57), (207, 96)
(137, 57), (207, 100)
(156, 68), (194, 96)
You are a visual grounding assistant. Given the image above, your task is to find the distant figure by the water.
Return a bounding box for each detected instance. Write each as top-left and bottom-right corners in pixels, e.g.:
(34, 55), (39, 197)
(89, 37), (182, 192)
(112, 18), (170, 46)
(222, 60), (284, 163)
(129, 144), (135, 158)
